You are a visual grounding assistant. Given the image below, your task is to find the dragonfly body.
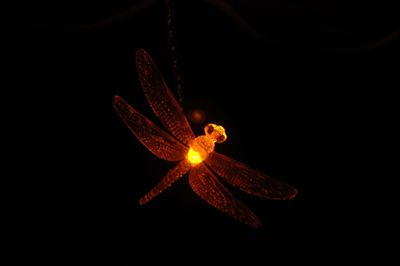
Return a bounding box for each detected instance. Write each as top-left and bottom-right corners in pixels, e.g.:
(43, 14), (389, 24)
(113, 49), (297, 227)
(187, 123), (227, 165)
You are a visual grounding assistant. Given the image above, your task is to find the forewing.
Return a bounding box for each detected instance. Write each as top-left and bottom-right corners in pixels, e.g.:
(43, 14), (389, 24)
(113, 96), (187, 161)
(135, 49), (195, 145)
(189, 163), (261, 227)
(139, 160), (191, 205)
(205, 152), (297, 200)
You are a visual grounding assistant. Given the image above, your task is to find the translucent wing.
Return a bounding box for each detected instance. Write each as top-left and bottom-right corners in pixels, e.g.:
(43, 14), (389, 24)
(113, 96), (187, 161)
(136, 49), (195, 146)
(205, 152), (297, 200)
(139, 160), (191, 205)
(189, 163), (261, 227)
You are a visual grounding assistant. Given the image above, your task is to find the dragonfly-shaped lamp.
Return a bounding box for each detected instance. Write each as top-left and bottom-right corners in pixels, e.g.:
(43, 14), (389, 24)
(113, 49), (297, 227)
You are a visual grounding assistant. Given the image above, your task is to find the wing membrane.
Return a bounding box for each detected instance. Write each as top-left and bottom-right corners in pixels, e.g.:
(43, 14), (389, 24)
(205, 152), (297, 200)
(113, 96), (187, 161)
(189, 163), (261, 227)
(135, 49), (195, 145)
(139, 160), (191, 205)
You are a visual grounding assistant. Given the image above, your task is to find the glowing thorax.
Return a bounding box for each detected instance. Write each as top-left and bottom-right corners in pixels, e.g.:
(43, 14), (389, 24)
(186, 123), (227, 165)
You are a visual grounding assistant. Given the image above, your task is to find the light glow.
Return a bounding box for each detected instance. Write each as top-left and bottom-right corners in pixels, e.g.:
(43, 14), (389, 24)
(187, 148), (203, 165)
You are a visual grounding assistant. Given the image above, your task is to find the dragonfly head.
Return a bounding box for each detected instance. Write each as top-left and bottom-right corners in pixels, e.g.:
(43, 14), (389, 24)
(205, 123), (227, 143)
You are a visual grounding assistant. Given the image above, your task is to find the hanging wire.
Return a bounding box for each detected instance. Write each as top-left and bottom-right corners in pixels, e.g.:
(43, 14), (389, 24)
(166, 0), (184, 103)
(23, 0), (399, 53)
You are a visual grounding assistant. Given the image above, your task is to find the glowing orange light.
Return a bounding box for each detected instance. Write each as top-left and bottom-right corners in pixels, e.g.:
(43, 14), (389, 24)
(113, 49), (297, 228)
(189, 109), (206, 123)
(187, 148), (203, 165)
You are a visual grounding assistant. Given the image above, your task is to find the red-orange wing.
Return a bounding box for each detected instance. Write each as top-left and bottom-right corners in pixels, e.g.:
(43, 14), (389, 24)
(205, 152), (297, 200)
(189, 163), (261, 227)
(136, 49), (195, 146)
(139, 160), (191, 205)
(113, 96), (187, 161)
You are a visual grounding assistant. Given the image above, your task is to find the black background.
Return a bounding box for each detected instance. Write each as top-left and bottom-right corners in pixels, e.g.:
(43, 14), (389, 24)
(4, 0), (397, 265)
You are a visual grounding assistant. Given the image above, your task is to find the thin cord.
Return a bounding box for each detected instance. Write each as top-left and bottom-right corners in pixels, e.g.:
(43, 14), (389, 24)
(166, 0), (184, 103)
